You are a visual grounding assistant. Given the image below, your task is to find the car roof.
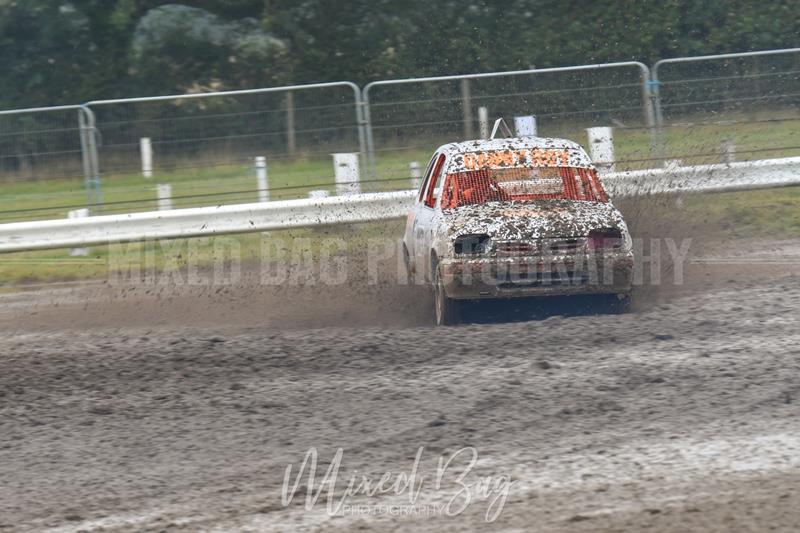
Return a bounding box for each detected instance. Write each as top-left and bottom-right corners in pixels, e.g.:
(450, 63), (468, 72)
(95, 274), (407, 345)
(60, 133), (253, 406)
(438, 136), (588, 154)
(437, 136), (595, 170)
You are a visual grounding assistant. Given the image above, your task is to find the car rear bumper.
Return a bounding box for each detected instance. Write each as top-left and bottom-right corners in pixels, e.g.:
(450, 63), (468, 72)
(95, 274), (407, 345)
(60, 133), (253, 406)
(439, 251), (634, 299)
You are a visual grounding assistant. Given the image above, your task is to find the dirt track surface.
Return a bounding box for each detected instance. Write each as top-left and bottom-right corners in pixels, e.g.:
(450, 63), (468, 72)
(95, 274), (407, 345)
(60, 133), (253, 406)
(1, 271), (800, 531)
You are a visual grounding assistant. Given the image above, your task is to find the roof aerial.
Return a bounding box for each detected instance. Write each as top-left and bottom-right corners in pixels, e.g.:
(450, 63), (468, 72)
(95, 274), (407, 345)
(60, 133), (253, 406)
(489, 118), (513, 139)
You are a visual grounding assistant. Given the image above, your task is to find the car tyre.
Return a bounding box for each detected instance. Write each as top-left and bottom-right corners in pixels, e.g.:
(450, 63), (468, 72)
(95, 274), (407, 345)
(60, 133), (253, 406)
(402, 244), (414, 286)
(433, 265), (460, 326)
(608, 292), (632, 314)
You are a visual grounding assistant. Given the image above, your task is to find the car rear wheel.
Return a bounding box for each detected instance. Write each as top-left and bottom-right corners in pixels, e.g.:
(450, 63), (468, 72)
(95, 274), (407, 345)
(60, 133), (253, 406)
(607, 292), (632, 314)
(433, 265), (460, 326)
(402, 244), (414, 285)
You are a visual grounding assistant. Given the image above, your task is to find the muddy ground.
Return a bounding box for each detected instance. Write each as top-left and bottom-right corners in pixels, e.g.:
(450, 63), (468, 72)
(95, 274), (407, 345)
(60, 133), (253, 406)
(1, 200), (799, 531)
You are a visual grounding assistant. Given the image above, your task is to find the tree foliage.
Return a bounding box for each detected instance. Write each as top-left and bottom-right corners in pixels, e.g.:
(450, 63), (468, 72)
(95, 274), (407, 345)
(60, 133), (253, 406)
(0, 0), (798, 107)
(130, 4), (289, 94)
(0, 1), (94, 107)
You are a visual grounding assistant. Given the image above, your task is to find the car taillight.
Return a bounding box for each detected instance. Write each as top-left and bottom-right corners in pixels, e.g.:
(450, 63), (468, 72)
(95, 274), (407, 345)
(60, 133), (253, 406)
(454, 234), (491, 254)
(588, 228), (623, 250)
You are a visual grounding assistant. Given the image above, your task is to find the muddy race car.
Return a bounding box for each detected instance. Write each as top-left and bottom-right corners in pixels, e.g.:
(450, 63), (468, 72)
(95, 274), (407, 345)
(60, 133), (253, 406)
(402, 135), (634, 325)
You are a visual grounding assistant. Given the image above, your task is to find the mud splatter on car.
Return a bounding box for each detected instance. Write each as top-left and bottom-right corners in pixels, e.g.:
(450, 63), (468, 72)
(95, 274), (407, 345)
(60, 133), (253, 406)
(402, 136), (634, 325)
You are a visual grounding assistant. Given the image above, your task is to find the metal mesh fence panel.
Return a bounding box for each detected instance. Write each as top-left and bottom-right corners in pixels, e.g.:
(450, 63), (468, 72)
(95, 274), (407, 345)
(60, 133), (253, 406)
(653, 49), (800, 164)
(91, 86), (361, 175)
(364, 63), (652, 177)
(0, 107), (87, 183)
(0, 85), (366, 223)
(0, 106), (101, 224)
(85, 83), (365, 209)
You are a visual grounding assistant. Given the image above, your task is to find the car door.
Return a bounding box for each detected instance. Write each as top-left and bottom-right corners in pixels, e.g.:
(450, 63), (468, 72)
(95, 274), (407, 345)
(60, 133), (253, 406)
(405, 152), (438, 268)
(414, 152), (448, 280)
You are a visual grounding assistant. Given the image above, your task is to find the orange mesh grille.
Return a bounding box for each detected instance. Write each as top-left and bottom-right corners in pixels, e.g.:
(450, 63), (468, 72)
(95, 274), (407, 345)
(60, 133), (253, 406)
(441, 167), (607, 209)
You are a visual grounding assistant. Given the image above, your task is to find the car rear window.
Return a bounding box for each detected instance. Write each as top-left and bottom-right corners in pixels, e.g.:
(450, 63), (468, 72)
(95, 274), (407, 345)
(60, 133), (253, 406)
(440, 167), (608, 209)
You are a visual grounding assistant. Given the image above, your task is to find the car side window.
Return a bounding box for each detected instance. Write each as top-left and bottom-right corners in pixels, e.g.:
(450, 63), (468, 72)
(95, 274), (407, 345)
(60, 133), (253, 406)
(423, 154), (447, 209)
(418, 153), (439, 203)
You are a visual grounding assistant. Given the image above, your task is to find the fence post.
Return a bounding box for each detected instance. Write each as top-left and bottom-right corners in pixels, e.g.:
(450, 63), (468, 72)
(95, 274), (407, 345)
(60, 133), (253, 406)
(640, 68), (656, 129)
(361, 89), (376, 180)
(587, 127), (615, 172)
(156, 184), (172, 211)
(68, 209), (89, 256)
(721, 140), (736, 164)
(461, 79), (473, 139)
(332, 153), (360, 195)
(409, 161), (422, 189)
(78, 109), (94, 205)
(79, 106), (103, 208)
(649, 61), (666, 164)
(285, 92), (296, 158)
(140, 137), (153, 178)
(478, 106), (489, 139)
(255, 156), (269, 202)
